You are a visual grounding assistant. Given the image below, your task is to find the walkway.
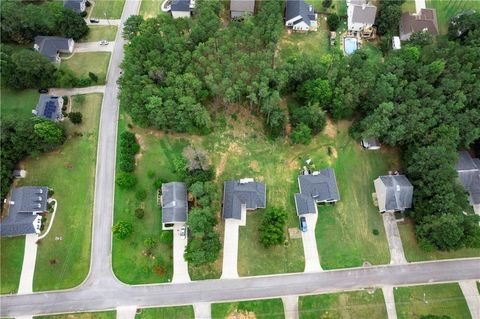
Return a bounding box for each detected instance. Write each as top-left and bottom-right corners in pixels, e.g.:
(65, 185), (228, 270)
(382, 212), (407, 264)
(75, 42), (115, 53)
(17, 234), (38, 295)
(459, 280), (480, 319)
(382, 286), (398, 319)
(282, 295), (299, 319)
(38, 199), (57, 240)
(221, 219), (242, 279)
(193, 302), (211, 319)
(415, 0), (426, 13)
(172, 224), (191, 283)
(116, 306), (137, 319)
(301, 213), (322, 272)
(49, 86), (106, 96)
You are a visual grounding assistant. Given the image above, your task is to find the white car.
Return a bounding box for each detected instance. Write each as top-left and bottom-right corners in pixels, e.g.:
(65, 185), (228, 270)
(99, 40), (109, 46)
(180, 226), (187, 239)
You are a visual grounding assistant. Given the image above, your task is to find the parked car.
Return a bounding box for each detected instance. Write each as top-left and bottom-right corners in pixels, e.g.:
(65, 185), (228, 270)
(38, 88), (49, 93)
(99, 40), (109, 45)
(90, 18), (100, 23)
(180, 226), (187, 239)
(299, 217), (307, 232)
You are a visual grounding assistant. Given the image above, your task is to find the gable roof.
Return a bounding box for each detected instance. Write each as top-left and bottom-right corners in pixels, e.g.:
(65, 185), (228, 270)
(161, 182), (188, 223)
(294, 193), (317, 215)
(400, 9), (439, 40)
(349, 2), (377, 25)
(35, 95), (62, 121)
(231, 0), (255, 13)
(455, 151), (480, 205)
(376, 175), (413, 212)
(34, 36), (73, 62)
(171, 0), (190, 12)
(223, 180), (266, 220)
(0, 186), (48, 237)
(64, 0), (85, 12)
(285, 0), (315, 26)
(298, 168), (340, 202)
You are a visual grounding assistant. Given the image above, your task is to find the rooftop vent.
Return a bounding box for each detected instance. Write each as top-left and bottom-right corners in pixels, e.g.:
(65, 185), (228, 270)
(312, 171), (320, 176)
(240, 178), (254, 184)
(396, 185), (401, 192)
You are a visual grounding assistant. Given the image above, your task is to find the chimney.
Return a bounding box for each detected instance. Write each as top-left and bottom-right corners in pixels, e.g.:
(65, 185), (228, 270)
(362, 3), (366, 10)
(10, 201), (15, 205)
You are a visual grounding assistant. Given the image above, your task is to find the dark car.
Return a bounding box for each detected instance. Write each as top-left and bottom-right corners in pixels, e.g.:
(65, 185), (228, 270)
(38, 88), (49, 93)
(90, 18), (100, 23)
(299, 216), (307, 232)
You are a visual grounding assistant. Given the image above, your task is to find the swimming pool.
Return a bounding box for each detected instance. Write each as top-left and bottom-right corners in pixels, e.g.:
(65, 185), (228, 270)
(344, 37), (358, 55)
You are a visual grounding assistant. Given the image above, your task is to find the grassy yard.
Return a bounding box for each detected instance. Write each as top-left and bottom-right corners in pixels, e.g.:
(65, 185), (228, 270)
(402, 0), (416, 13)
(394, 283), (471, 319)
(80, 26), (118, 42)
(139, 0), (166, 19)
(15, 94), (102, 291)
(0, 88), (39, 121)
(0, 236), (25, 294)
(135, 306), (194, 319)
(427, 0), (480, 34)
(212, 298), (284, 319)
(398, 218), (480, 261)
(61, 52), (111, 85)
(305, 0), (347, 15)
(35, 311), (115, 319)
(316, 122), (394, 269)
(91, 0), (126, 19)
(299, 290), (387, 319)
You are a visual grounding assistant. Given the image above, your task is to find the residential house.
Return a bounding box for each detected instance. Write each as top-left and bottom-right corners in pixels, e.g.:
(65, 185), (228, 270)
(222, 179), (266, 221)
(295, 168), (340, 216)
(374, 175), (413, 213)
(399, 9), (439, 41)
(285, 0), (317, 32)
(361, 137), (381, 150)
(346, 0), (377, 37)
(34, 36), (74, 64)
(0, 186), (48, 237)
(64, 0), (86, 13)
(171, 0), (195, 18)
(161, 182), (188, 230)
(33, 95), (64, 122)
(455, 151), (480, 213)
(230, 0), (255, 19)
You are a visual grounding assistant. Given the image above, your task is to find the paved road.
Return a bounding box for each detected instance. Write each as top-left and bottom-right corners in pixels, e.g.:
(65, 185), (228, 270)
(1, 259), (479, 317)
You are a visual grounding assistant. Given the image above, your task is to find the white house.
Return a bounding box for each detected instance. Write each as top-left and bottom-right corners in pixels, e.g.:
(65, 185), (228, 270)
(285, 0), (317, 32)
(347, 0), (377, 36)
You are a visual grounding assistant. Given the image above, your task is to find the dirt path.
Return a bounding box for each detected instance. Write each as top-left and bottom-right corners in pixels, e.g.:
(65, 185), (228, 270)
(216, 153), (228, 180)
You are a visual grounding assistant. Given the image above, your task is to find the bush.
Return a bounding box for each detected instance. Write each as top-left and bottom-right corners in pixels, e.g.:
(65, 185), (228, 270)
(136, 188), (147, 201)
(63, 96), (69, 105)
(322, 0), (332, 8)
(143, 236), (157, 251)
(86, 1), (91, 7)
(372, 229), (379, 236)
(159, 231), (173, 245)
(153, 178), (163, 189)
(327, 13), (339, 31)
(68, 112), (83, 124)
(119, 155), (135, 172)
(116, 171), (137, 189)
(80, 11), (87, 17)
(259, 207), (287, 248)
(112, 221), (133, 239)
(88, 72), (98, 83)
(290, 123), (312, 145)
(48, 189), (54, 197)
(135, 208), (145, 219)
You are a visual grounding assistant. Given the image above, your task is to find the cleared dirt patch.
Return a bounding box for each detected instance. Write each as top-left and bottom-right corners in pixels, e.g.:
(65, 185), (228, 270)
(324, 118), (337, 138)
(216, 153), (228, 179)
(249, 160), (259, 172)
(227, 310), (257, 319)
(288, 227), (302, 239)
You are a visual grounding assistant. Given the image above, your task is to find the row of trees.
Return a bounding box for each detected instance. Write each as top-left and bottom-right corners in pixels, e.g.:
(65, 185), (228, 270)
(116, 131), (140, 189)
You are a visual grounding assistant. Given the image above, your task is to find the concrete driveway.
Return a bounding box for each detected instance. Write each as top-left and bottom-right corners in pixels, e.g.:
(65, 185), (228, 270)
(75, 42), (114, 53)
(459, 280), (480, 319)
(18, 234), (38, 294)
(382, 212), (407, 264)
(221, 219), (241, 279)
(172, 224), (190, 283)
(85, 19), (121, 26)
(301, 214), (322, 272)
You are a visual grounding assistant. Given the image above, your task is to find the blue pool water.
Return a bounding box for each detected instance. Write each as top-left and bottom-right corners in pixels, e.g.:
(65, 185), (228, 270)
(344, 37), (358, 55)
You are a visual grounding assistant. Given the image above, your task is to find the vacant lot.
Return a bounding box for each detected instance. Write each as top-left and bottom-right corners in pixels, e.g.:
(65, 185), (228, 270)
(61, 52), (111, 85)
(80, 26), (118, 42)
(427, 0), (480, 34)
(1, 88), (39, 121)
(91, 0), (126, 19)
(0, 236), (25, 294)
(394, 283), (470, 319)
(212, 298), (285, 319)
(36, 311), (115, 319)
(398, 218), (480, 261)
(14, 94), (102, 291)
(299, 290), (387, 319)
(139, 0), (166, 18)
(135, 306), (194, 319)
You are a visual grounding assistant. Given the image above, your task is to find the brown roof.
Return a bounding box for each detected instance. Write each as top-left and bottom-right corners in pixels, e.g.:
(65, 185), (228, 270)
(400, 9), (439, 40)
(230, 0), (255, 13)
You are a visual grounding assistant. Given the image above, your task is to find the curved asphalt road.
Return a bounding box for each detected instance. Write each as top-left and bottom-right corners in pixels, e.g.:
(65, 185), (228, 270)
(1, 1), (480, 317)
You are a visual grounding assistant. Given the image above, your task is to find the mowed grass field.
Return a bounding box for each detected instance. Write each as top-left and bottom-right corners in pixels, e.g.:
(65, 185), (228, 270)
(0, 88), (40, 121)
(139, 0), (166, 18)
(91, 0), (126, 19)
(35, 311), (115, 319)
(18, 94), (102, 291)
(80, 26), (118, 42)
(61, 52), (111, 85)
(0, 236), (25, 294)
(427, 0), (480, 34)
(212, 298), (285, 319)
(135, 306), (194, 319)
(299, 290), (388, 319)
(394, 283), (471, 319)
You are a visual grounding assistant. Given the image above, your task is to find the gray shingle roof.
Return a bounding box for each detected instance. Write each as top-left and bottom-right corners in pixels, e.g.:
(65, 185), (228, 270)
(0, 186), (48, 237)
(161, 182), (188, 223)
(64, 0), (85, 12)
(455, 151), (480, 205)
(231, 0), (255, 14)
(35, 95), (62, 121)
(298, 168), (340, 202)
(351, 3), (377, 25)
(223, 180), (266, 220)
(378, 175), (413, 212)
(34, 36), (72, 62)
(171, 0), (190, 12)
(285, 0), (315, 26)
(399, 9), (439, 40)
(294, 193), (317, 215)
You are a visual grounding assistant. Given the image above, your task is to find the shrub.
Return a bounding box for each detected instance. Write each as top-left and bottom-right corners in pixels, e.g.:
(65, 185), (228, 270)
(48, 189), (55, 197)
(159, 231), (173, 245)
(80, 11), (87, 17)
(143, 236), (157, 251)
(327, 13), (339, 31)
(119, 155), (135, 172)
(153, 178), (163, 189)
(147, 170), (155, 178)
(136, 189), (147, 201)
(372, 229), (379, 236)
(290, 123), (312, 145)
(135, 208), (145, 219)
(112, 221), (133, 239)
(63, 96), (69, 105)
(68, 112), (83, 124)
(116, 171), (137, 189)
(88, 72), (98, 83)
(259, 207), (288, 248)
(322, 0), (332, 8)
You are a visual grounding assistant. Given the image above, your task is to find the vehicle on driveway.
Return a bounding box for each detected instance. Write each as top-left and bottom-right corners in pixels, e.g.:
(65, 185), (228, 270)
(99, 40), (109, 45)
(180, 226), (186, 239)
(90, 18), (100, 23)
(300, 217), (307, 232)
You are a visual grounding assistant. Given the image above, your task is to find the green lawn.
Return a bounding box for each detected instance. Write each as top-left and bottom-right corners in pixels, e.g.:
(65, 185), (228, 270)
(35, 311), (115, 319)
(135, 306), (194, 319)
(427, 0), (480, 34)
(299, 290), (388, 319)
(0, 88), (39, 121)
(316, 121), (394, 269)
(80, 26), (118, 42)
(16, 94), (102, 291)
(61, 52), (111, 85)
(0, 236), (25, 294)
(305, 0), (347, 15)
(91, 0), (126, 19)
(398, 218), (480, 261)
(402, 0), (416, 13)
(394, 283), (471, 319)
(212, 299), (284, 319)
(139, 0), (166, 19)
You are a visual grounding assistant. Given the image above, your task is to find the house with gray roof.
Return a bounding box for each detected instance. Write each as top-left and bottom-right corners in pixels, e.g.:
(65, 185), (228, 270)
(34, 36), (74, 64)
(0, 186), (48, 237)
(455, 151), (480, 211)
(374, 175), (413, 213)
(285, 0), (317, 32)
(399, 9), (439, 41)
(161, 182), (188, 229)
(171, 0), (195, 18)
(64, 0), (86, 13)
(347, 0), (377, 36)
(230, 0), (255, 19)
(223, 179), (266, 221)
(33, 95), (64, 122)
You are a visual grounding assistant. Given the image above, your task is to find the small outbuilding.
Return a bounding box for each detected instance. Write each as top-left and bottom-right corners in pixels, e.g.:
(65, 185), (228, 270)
(161, 182), (188, 230)
(361, 137), (381, 150)
(374, 175), (413, 213)
(222, 179), (266, 221)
